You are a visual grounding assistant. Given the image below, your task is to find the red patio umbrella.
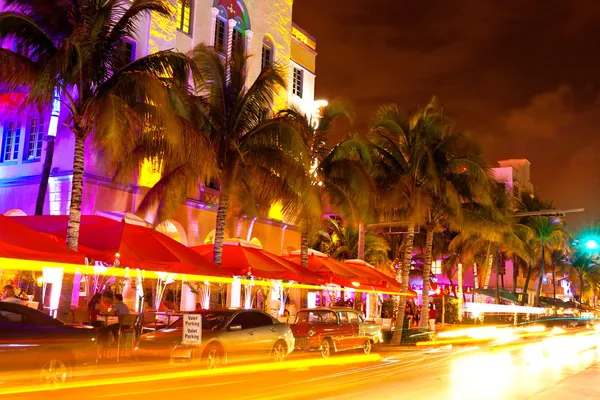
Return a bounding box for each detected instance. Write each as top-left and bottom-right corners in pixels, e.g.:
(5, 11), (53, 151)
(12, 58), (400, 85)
(343, 259), (405, 293)
(11, 216), (226, 277)
(0, 215), (84, 264)
(192, 240), (325, 283)
(284, 249), (402, 292)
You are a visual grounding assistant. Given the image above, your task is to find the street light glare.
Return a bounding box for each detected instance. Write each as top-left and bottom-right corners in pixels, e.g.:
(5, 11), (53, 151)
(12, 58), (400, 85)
(585, 239), (599, 250)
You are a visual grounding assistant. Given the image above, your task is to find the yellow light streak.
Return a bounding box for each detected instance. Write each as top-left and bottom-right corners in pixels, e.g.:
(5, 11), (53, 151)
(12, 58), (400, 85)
(0, 258), (414, 297)
(0, 354), (381, 396)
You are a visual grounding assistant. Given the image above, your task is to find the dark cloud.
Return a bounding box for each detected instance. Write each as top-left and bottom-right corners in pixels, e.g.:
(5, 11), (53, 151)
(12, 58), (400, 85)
(292, 0), (600, 229)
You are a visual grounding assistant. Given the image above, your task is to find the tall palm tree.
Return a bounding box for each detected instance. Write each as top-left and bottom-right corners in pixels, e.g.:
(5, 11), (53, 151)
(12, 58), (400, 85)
(128, 45), (311, 266)
(0, 0), (191, 321)
(369, 102), (433, 341)
(527, 217), (569, 306)
(278, 101), (372, 269)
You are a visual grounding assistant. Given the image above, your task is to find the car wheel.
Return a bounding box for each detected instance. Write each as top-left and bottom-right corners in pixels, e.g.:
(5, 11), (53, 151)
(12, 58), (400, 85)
(203, 345), (223, 370)
(320, 339), (333, 359)
(272, 340), (287, 363)
(40, 358), (71, 385)
(363, 340), (372, 355)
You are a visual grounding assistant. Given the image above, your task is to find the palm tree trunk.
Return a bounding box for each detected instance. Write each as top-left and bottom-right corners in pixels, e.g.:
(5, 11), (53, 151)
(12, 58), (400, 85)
(420, 227), (434, 329)
(512, 255), (518, 296)
(521, 264), (532, 305)
(552, 266), (556, 299)
(300, 228), (309, 269)
(473, 263), (478, 302)
(391, 223), (415, 344)
(457, 262), (463, 321)
(447, 268), (456, 296)
(35, 136), (55, 215)
(483, 242), (494, 289)
(535, 245), (545, 306)
(213, 187), (230, 265)
(66, 134), (85, 250)
(357, 222), (365, 260)
(579, 272), (585, 303)
(59, 134), (85, 322)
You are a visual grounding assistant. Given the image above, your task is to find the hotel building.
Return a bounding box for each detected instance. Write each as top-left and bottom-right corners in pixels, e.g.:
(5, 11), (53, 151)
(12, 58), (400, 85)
(0, 0), (319, 255)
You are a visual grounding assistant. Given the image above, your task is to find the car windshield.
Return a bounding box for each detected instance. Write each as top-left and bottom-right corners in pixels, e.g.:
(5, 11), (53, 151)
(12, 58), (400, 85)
(295, 310), (338, 324)
(171, 310), (235, 330)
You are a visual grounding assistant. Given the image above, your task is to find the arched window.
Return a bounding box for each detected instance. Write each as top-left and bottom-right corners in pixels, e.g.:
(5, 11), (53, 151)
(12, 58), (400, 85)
(156, 220), (188, 246)
(231, 25), (245, 55)
(214, 14), (227, 54)
(261, 35), (274, 70)
(3, 209), (27, 216)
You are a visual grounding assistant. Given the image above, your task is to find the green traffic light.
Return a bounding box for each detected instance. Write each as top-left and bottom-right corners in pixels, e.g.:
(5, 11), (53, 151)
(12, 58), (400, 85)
(585, 239), (599, 250)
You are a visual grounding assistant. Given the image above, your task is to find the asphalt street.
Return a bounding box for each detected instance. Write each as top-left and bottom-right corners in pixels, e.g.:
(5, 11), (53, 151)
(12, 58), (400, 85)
(3, 330), (599, 400)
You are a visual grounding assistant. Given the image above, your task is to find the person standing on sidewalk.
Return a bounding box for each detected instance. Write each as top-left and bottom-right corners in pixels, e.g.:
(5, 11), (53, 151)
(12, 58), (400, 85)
(428, 303), (437, 331)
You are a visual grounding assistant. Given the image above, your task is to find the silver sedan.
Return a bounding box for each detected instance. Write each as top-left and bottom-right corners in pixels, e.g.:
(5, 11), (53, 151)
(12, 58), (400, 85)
(134, 308), (295, 369)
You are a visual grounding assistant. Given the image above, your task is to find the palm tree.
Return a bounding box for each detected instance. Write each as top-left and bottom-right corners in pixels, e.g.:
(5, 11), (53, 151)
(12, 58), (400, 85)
(128, 45), (311, 266)
(548, 249), (570, 299)
(0, 0), (192, 321)
(527, 217), (569, 306)
(278, 101), (373, 270)
(368, 102), (432, 340)
(316, 218), (390, 265)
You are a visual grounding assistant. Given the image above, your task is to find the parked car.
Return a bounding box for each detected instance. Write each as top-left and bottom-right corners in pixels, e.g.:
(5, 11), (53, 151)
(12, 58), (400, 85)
(134, 308), (295, 369)
(291, 307), (382, 358)
(0, 302), (98, 385)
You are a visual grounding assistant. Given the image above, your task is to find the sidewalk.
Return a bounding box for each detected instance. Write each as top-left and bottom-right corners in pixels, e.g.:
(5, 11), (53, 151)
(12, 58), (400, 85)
(526, 362), (600, 400)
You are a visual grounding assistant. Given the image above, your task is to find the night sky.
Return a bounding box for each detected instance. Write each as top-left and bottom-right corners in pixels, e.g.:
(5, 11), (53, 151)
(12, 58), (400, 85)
(292, 0), (600, 229)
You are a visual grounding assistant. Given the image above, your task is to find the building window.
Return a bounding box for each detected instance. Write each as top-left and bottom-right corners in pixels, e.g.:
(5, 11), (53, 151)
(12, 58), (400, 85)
(261, 37), (273, 69)
(292, 67), (303, 98)
(123, 39), (136, 63)
(2, 121), (21, 162)
(214, 18), (226, 54)
(176, 0), (192, 34)
(231, 28), (245, 55)
(25, 117), (45, 161)
(432, 260), (442, 275)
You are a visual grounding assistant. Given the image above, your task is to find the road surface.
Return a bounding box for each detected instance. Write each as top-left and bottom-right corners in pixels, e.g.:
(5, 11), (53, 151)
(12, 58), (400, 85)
(3, 329), (599, 400)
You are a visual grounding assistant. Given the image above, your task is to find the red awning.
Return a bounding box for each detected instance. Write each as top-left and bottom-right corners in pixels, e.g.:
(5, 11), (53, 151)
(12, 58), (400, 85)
(284, 250), (402, 292)
(0, 215), (84, 264)
(11, 216), (226, 276)
(192, 242), (325, 283)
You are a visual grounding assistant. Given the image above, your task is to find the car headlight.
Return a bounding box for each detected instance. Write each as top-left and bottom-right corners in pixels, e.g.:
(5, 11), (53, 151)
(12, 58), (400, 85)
(308, 330), (316, 337)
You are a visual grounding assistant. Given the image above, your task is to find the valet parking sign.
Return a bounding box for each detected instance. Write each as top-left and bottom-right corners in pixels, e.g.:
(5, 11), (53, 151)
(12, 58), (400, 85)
(182, 314), (202, 345)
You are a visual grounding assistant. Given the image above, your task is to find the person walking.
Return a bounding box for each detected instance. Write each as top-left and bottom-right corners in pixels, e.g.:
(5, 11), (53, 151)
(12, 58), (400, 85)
(428, 303), (437, 331)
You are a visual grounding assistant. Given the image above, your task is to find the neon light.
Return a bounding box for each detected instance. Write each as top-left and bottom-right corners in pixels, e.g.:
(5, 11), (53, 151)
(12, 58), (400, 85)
(463, 302), (545, 315)
(0, 258), (414, 297)
(47, 87), (61, 137)
(230, 278), (241, 307)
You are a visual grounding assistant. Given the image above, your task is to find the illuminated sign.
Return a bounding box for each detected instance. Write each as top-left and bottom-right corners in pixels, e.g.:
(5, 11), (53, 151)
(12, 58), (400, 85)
(182, 314), (202, 345)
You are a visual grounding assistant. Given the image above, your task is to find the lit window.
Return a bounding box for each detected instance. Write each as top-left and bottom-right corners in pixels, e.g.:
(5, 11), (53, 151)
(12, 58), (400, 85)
(214, 18), (226, 54)
(26, 117), (45, 160)
(231, 28), (245, 55)
(176, 0), (192, 34)
(292, 67), (303, 98)
(2, 121), (21, 162)
(432, 260), (442, 275)
(261, 38), (273, 69)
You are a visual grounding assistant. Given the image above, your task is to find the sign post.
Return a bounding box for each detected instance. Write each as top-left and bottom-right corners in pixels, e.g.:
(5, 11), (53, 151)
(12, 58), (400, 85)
(182, 314), (202, 345)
